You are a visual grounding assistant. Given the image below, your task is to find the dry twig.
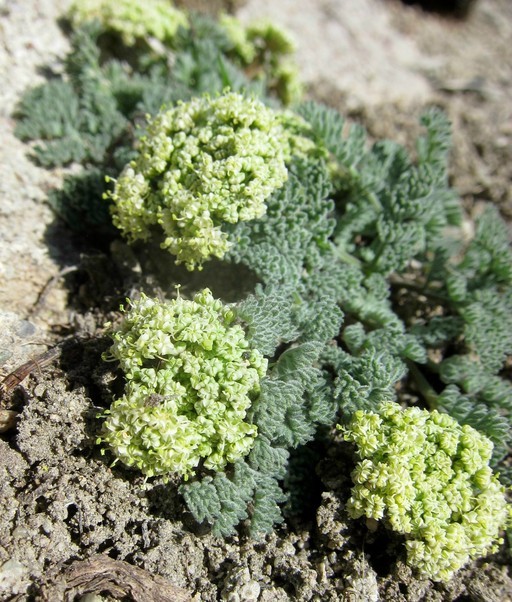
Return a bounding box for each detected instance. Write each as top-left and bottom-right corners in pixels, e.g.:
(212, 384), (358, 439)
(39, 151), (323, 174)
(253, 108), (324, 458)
(37, 554), (193, 602)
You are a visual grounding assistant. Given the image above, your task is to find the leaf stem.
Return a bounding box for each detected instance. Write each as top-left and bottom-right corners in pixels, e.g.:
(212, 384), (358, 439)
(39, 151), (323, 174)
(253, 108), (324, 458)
(406, 359), (439, 410)
(334, 246), (363, 268)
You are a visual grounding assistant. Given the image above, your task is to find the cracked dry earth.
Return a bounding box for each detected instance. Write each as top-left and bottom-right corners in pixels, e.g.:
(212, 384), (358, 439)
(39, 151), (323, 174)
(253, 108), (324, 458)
(1, 0), (512, 600)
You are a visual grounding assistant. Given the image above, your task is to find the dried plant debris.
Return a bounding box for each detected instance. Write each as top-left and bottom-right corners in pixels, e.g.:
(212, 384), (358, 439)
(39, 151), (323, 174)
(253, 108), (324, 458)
(38, 555), (192, 602)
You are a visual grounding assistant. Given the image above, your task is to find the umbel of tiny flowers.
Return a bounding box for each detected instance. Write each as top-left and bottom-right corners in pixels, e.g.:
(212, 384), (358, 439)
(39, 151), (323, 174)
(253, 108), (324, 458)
(68, 0), (189, 47)
(219, 16), (303, 105)
(106, 91), (314, 270)
(99, 289), (268, 479)
(340, 401), (511, 582)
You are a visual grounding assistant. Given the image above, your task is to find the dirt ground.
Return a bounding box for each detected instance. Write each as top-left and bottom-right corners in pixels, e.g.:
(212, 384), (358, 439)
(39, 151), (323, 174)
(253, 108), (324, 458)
(0, 0), (511, 600)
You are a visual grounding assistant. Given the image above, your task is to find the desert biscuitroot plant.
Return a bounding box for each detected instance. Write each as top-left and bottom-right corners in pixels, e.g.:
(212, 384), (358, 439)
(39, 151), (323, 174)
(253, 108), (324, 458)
(100, 98), (512, 557)
(14, 0), (512, 583)
(340, 402), (510, 581)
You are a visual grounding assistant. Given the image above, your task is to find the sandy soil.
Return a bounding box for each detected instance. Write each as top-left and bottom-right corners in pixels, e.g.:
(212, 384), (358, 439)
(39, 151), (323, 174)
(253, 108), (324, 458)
(0, 0), (511, 600)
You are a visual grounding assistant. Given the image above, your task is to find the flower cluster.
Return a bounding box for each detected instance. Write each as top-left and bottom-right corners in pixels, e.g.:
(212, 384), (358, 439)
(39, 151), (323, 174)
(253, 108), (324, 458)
(107, 91), (304, 270)
(219, 16), (303, 105)
(340, 402), (510, 581)
(100, 289), (267, 478)
(69, 0), (188, 47)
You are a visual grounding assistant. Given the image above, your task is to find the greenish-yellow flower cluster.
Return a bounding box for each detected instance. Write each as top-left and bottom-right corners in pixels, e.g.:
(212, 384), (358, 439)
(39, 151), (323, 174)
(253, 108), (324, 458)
(340, 402), (510, 582)
(107, 92), (302, 270)
(220, 16), (303, 105)
(69, 0), (188, 46)
(100, 289), (267, 478)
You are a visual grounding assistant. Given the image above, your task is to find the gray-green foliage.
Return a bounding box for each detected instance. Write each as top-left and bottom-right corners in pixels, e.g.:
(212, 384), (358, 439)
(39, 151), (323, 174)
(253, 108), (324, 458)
(297, 103), (461, 275)
(182, 438), (288, 537)
(178, 159), (345, 532)
(179, 155), (345, 534)
(292, 104), (511, 474)
(408, 204), (512, 472)
(226, 156), (335, 287)
(15, 25), (127, 168)
(181, 283), (343, 535)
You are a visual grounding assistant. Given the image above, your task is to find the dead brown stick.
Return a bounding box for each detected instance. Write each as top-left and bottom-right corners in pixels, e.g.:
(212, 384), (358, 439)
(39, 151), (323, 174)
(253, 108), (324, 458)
(37, 554), (193, 602)
(0, 346), (62, 405)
